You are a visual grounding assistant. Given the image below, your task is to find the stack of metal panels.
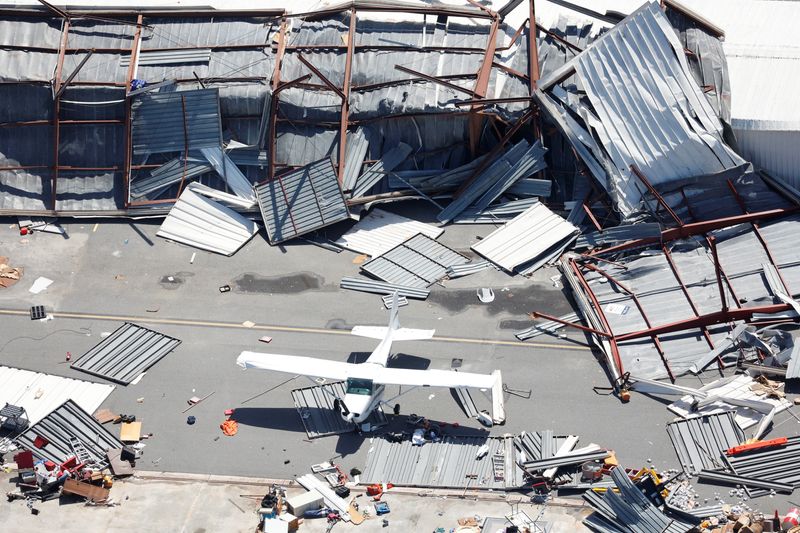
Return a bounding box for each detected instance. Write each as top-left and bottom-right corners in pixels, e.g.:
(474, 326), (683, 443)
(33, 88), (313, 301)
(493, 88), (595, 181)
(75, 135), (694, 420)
(361, 433), (522, 490)
(71, 322), (181, 385)
(15, 400), (125, 465)
(718, 435), (800, 496)
(333, 209), (443, 257)
(255, 159), (350, 244)
(339, 277), (430, 299)
(361, 233), (469, 288)
(583, 467), (693, 533)
(666, 412), (744, 475)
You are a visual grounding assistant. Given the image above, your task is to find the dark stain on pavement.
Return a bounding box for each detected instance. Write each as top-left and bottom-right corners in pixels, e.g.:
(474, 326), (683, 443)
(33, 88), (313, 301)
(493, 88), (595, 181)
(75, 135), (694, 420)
(159, 271), (193, 290)
(233, 272), (323, 294)
(428, 284), (573, 317)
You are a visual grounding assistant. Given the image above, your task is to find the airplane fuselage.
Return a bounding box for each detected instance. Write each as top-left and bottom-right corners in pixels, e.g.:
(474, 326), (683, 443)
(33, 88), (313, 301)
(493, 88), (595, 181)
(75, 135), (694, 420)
(338, 378), (385, 424)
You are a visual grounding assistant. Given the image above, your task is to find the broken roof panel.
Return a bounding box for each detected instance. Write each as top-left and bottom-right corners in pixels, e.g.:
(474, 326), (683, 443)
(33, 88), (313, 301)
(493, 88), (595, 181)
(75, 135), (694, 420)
(16, 400), (125, 466)
(350, 143), (413, 199)
(131, 89), (223, 155)
(361, 233), (469, 288)
(539, 1), (744, 216)
(156, 183), (259, 256)
(71, 322), (181, 385)
(0, 365), (114, 426)
(471, 202), (579, 273)
(255, 159), (350, 244)
(130, 155), (213, 199)
(334, 208), (443, 257)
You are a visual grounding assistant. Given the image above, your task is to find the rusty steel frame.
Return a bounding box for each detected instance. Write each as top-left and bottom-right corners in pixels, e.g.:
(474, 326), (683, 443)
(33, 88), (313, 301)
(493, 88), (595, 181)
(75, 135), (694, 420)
(336, 7), (356, 183)
(122, 14), (143, 208)
(529, 311), (611, 337)
(468, 16), (499, 155)
(50, 17), (70, 210)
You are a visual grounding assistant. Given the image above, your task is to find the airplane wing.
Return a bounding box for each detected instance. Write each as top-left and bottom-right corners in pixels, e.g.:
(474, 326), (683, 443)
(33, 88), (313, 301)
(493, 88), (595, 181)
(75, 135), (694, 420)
(237, 351), (357, 380)
(351, 326), (435, 341)
(237, 352), (494, 388)
(369, 367), (497, 389)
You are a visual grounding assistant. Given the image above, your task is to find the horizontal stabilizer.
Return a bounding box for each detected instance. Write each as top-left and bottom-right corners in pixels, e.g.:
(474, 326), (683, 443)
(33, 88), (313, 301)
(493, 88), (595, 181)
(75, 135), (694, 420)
(351, 326), (435, 341)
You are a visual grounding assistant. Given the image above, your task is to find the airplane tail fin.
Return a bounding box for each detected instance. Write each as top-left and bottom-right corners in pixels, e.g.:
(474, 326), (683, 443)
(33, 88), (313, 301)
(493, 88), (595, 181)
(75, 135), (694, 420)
(351, 291), (434, 341)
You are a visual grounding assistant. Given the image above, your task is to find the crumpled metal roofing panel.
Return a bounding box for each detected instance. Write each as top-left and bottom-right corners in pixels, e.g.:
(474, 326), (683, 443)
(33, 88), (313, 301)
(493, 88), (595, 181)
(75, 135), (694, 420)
(131, 88), (222, 155)
(361, 233), (469, 288)
(334, 208), (443, 257)
(341, 128), (369, 192)
(541, 2), (743, 216)
(15, 400), (125, 466)
(0, 365), (114, 426)
(351, 142), (412, 199)
(130, 154), (213, 199)
(471, 202), (578, 272)
(71, 322), (181, 385)
(157, 183), (259, 256)
(255, 158), (349, 244)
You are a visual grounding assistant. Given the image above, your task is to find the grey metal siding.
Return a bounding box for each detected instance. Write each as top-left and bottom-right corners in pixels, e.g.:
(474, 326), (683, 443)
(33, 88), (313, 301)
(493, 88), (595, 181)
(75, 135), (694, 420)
(71, 322), (181, 385)
(255, 159), (349, 244)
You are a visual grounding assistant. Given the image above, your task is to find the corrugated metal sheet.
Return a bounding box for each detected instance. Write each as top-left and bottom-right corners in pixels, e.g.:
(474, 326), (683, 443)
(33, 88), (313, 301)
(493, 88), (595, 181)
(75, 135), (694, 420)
(471, 203), (578, 273)
(291, 381), (387, 439)
(120, 48), (211, 67)
(342, 128), (369, 192)
(130, 155), (212, 199)
(15, 400), (125, 466)
(575, 223), (662, 250)
(361, 433), (523, 490)
(255, 159), (349, 244)
(445, 260), (495, 279)
(471, 141), (548, 212)
(506, 178), (552, 198)
(437, 140), (533, 223)
(361, 233), (469, 288)
(539, 2), (744, 216)
(227, 148), (269, 168)
(515, 312), (580, 341)
(156, 183), (259, 256)
(350, 143), (413, 199)
(71, 322), (181, 385)
(0, 366), (114, 426)
(334, 209), (443, 257)
(199, 146), (255, 202)
(452, 198), (540, 224)
(131, 89), (222, 155)
(583, 467), (693, 533)
(339, 277), (430, 299)
(666, 412), (744, 475)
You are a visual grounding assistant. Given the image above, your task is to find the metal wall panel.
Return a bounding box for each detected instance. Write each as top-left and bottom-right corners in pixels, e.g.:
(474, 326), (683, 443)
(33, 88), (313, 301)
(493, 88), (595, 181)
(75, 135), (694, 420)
(131, 89), (222, 155)
(361, 233), (469, 288)
(471, 202), (578, 272)
(255, 159), (349, 244)
(334, 209), (443, 257)
(71, 322), (181, 385)
(0, 366), (114, 426)
(157, 183), (259, 256)
(666, 412), (744, 475)
(15, 400), (125, 465)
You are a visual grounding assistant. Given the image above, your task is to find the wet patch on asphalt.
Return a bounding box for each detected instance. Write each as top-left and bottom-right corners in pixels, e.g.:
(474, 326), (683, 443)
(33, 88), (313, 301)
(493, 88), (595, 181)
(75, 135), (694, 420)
(233, 272), (323, 294)
(159, 272), (193, 290)
(428, 283), (574, 317)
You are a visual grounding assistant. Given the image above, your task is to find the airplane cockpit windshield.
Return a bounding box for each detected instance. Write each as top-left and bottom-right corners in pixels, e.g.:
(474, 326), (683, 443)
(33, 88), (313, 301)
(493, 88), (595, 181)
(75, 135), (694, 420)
(346, 377), (373, 395)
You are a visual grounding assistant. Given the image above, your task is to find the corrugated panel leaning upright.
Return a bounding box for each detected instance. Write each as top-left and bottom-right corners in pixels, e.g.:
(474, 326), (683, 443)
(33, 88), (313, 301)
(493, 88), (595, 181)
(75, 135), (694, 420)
(255, 159), (350, 244)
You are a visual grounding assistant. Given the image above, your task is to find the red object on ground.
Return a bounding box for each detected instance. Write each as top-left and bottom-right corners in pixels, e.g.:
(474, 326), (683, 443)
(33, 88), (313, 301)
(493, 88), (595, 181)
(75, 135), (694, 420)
(366, 484), (382, 496)
(726, 437), (788, 456)
(33, 435), (49, 449)
(224, 409), (235, 416)
(220, 419), (238, 436)
(43, 460), (56, 471)
(66, 352), (72, 362)
(14, 450), (34, 470)
(19, 228), (28, 235)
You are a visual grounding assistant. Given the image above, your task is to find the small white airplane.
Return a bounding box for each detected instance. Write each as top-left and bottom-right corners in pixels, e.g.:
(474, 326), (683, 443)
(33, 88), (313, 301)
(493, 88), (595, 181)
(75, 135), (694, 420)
(236, 293), (505, 425)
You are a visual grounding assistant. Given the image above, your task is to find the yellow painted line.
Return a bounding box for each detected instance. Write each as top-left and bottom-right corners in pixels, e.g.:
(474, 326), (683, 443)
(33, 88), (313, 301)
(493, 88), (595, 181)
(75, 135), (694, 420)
(0, 308), (590, 351)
